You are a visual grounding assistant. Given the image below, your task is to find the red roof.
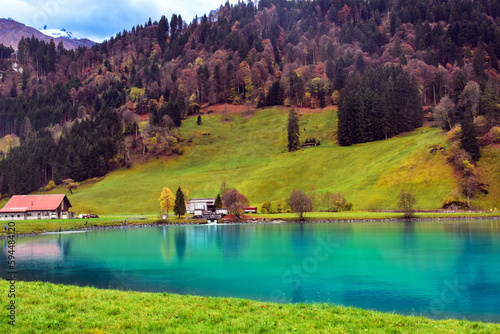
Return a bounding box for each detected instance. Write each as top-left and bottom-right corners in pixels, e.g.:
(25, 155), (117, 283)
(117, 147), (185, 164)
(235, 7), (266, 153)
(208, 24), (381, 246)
(0, 194), (71, 213)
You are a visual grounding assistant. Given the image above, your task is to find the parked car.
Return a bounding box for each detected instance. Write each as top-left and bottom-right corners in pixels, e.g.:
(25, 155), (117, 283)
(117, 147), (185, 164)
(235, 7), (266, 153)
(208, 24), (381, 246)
(77, 213), (99, 219)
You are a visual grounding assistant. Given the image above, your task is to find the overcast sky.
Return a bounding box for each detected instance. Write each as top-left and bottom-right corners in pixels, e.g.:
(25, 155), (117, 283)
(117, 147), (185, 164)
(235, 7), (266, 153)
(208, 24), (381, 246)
(2, 0), (240, 42)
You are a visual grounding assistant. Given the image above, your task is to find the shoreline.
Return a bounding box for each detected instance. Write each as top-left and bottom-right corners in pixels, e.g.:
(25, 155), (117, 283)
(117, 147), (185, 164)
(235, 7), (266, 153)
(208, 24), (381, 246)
(1, 214), (499, 239)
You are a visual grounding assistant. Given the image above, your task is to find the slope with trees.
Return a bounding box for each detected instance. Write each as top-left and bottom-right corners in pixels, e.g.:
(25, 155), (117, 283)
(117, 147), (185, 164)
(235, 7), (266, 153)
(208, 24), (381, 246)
(0, 0), (499, 201)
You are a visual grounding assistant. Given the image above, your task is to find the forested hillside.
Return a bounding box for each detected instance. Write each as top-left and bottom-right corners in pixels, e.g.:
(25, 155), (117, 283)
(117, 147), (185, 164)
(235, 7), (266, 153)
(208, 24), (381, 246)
(0, 0), (499, 201)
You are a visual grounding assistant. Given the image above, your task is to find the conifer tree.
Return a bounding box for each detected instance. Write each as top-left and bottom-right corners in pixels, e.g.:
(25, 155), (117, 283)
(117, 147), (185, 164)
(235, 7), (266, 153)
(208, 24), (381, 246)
(287, 109), (300, 152)
(473, 43), (486, 87)
(460, 107), (481, 162)
(479, 80), (500, 125)
(174, 186), (186, 218)
(457, 80), (481, 161)
(452, 71), (467, 104)
(214, 194), (223, 209)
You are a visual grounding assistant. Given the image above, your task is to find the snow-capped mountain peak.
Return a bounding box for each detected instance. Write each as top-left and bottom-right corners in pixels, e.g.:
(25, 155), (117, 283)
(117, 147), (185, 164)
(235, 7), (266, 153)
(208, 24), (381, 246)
(39, 25), (75, 39)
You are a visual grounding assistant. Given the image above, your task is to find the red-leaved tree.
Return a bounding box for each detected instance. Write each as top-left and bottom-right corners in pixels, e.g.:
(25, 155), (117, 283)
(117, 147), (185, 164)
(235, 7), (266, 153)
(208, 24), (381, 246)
(222, 189), (249, 219)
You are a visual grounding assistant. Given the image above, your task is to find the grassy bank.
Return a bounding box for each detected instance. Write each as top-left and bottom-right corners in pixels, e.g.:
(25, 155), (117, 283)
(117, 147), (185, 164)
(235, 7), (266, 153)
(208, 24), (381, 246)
(0, 216), (193, 236)
(0, 280), (498, 333)
(45, 108), (469, 214)
(1, 211), (499, 236)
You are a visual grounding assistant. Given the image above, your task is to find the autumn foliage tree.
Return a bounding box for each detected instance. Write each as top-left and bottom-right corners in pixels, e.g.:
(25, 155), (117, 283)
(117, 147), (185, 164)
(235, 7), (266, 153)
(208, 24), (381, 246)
(222, 188), (249, 218)
(159, 187), (175, 218)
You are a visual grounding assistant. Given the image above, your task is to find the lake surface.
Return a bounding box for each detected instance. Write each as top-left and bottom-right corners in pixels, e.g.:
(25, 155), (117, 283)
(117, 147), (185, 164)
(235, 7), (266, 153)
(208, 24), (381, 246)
(2, 220), (500, 322)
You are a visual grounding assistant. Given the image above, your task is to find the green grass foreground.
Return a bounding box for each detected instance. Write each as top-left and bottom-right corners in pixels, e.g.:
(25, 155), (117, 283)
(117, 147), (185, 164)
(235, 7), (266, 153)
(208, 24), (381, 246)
(0, 280), (498, 333)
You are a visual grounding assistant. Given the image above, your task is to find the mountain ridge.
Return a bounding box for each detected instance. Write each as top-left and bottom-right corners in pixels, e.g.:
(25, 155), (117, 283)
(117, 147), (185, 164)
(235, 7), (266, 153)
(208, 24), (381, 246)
(0, 18), (95, 50)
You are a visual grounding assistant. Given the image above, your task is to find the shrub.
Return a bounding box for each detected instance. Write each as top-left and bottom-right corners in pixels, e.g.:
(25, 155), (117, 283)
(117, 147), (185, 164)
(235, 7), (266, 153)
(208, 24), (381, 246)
(167, 137), (178, 146)
(261, 201), (272, 214)
(446, 126), (461, 142)
(331, 90), (340, 105)
(486, 126), (500, 142)
(232, 96), (242, 105)
(46, 180), (56, 191)
(172, 146), (184, 155)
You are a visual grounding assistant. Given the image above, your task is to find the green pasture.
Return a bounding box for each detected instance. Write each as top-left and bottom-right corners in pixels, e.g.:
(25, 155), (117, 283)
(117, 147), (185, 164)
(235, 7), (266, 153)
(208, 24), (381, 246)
(476, 146), (500, 211)
(41, 108), (498, 214)
(0, 280), (498, 333)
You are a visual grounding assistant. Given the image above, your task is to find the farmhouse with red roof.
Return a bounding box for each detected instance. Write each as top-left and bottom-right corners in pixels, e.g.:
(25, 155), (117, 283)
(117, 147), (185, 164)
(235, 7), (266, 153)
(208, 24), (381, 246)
(0, 194), (74, 221)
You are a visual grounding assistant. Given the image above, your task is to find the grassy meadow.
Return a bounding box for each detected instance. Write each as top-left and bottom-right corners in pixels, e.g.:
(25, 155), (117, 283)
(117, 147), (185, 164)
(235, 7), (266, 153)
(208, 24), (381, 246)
(476, 146), (500, 210)
(1, 280), (499, 333)
(60, 108), (459, 214)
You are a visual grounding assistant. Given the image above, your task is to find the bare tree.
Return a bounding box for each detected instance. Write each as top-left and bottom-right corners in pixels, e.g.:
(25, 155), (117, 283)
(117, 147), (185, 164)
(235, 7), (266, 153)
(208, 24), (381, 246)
(434, 95), (454, 130)
(398, 189), (417, 219)
(63, 178), (79, 194)
(290, 190), (314, 220)
(458, 81), (480, 116)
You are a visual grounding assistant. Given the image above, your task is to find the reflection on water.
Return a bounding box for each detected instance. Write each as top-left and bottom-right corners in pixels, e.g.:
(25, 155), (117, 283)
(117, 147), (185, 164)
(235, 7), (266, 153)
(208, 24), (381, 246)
(1, 220), (500, 322)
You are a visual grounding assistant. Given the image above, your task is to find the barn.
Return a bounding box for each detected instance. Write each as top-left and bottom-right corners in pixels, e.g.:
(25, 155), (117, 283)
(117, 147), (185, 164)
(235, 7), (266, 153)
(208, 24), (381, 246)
(0, 194), (74, 221)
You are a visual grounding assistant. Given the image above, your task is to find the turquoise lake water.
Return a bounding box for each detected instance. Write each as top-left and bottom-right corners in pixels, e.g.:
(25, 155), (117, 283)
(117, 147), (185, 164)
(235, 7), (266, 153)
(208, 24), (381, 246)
(1, 220), (500, 322)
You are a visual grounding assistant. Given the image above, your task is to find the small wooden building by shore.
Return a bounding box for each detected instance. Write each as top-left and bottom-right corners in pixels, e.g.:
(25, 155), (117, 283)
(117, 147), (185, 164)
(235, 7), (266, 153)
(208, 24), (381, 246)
(0, 194), (74, 221)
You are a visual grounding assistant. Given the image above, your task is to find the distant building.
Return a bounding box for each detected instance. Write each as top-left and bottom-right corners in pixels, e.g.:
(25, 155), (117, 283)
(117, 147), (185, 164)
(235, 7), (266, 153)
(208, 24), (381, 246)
(186, 198), (215, 214)
(0, 194), (74, 221)
(244, 207), (258, 213)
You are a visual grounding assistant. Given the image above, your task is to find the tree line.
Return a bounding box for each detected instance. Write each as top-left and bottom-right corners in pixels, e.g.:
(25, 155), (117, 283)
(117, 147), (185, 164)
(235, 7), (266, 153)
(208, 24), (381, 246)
(3, 0), (500, 116)
(337, 66), (423, 146)
(0, 107), (123, 196)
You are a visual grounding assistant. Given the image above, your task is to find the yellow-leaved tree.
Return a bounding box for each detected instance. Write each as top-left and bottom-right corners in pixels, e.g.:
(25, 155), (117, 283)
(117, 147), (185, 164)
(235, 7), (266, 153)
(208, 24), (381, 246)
(159, 187), (175, 218)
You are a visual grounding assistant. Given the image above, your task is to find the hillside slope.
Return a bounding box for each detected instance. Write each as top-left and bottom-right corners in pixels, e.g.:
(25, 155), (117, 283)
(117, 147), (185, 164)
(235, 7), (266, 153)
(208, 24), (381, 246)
(61, 108), (467, 215)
